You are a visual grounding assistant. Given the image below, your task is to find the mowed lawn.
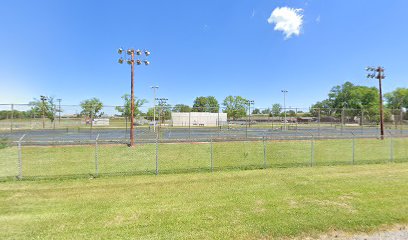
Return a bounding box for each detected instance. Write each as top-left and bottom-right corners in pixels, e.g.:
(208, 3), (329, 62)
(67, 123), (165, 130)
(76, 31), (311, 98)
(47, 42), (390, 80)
(0, 164), (408, 239)
(1, 138), (408, 178)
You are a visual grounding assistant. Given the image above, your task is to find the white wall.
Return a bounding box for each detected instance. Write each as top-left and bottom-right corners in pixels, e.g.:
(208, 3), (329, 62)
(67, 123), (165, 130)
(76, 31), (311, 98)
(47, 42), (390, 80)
(171, 112), (227, 127)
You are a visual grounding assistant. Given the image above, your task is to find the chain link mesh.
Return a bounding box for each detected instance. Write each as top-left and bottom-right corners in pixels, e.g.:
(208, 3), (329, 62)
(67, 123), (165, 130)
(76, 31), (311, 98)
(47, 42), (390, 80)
(1, 104), (408, 180)
(265, 137), (312, 168)
(0, 138), (17, 179)
(354, 137), (391, 165)
(213, 138), (264, 170)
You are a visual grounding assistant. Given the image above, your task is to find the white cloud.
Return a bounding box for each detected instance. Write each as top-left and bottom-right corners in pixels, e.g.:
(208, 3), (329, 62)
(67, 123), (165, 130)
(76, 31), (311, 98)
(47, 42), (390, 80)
(316, 15), (321, 23)
(203, 24), (209, 32)
(267, 7), (304, 39)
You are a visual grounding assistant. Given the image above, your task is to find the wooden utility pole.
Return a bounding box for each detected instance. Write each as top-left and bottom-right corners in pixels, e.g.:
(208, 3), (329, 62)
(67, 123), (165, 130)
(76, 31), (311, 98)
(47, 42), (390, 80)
(117, 48), (150, 147)
(366, 66), (385, 139)
(130, 50), (135, 147)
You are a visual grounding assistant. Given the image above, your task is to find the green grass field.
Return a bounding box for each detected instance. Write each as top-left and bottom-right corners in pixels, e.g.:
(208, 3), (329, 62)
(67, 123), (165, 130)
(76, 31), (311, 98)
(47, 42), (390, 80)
(1, 163), (408, 239)
(1, 138), (407, 179)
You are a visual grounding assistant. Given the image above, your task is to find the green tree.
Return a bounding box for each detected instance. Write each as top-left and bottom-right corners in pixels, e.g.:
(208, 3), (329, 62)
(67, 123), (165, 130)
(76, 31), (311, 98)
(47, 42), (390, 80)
(261, 108), (271, 115)
(115, 94), (147, 118)
(384, 88), (408, 109)
(158, 103), (171, 123)
(222, 96), (248, 120)
(0, 110), (30, 120)
(192, 96), (219, 113)
(146, 101), (171, 123)
(271, 104), (281, 116)
(29, 97), (57, 122)
(325, 82), (378, 110)
(252, 108), (261, 114)
(310, 99), (332, 117)
(206, 96), (219, 113)
(311, 82), (381, 122)
(80, 98), (103, 119)
(146, 108), (159, 121)
(287, 110), (296, 117)
(172, 104), (191, 112)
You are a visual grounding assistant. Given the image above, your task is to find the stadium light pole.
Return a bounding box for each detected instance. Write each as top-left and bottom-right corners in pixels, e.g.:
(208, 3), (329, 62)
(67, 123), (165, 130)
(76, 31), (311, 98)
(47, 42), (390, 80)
(40, 95), (47, 129)
(366, 66), (385, 139)
(281, 90), (288, 131)
(118, 48), (150, 147)
(151, 86), (159, 132)
(57, 98), (62, 124)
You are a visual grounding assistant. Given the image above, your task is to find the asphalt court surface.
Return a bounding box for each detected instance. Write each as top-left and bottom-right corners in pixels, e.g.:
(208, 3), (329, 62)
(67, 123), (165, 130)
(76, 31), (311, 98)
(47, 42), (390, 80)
(1, 126), (407, 142)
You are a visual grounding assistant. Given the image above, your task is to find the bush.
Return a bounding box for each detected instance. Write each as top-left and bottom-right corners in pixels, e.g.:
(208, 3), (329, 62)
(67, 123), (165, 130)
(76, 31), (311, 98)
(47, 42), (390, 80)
(0, 138), (9, 149)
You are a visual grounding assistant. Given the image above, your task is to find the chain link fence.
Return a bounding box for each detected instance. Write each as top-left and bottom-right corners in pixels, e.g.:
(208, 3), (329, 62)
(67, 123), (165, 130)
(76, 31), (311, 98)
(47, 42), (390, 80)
(1, 103), (408, 180)
(1, 104), (408, 138)
(1, 133), (407, 180)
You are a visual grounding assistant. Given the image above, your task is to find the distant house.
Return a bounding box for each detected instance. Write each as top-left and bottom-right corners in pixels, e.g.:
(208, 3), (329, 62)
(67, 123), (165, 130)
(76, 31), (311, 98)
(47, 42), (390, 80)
(319, 116), (340, 123)
(297, 117), (317, 123)
(92, 118), (110, 126)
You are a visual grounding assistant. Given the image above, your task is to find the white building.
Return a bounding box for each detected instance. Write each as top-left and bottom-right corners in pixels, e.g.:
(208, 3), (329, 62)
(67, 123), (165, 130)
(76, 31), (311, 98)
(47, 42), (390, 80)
(171, 112), (227, 127)
(92, 118), (110, 126)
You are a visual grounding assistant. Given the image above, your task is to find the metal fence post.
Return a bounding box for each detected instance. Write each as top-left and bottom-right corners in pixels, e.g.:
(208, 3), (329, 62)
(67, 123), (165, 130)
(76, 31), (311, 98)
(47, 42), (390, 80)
(210, 136), (213, 172)
(90, 112), (93, 140)
(155, 131), (159, 175)
(361, 110), (364, 135)
(341, 108), (344, 135)
(188, 111), (191, 140)
(310, 134), (314, 167)
(246, 118), (248, 140)
(10, 104), (14, 133)
(263, 136), (267, 169)
(271, 113), (274, 130)
(351, 132), (355, 165)
(95, 134), (99, 177)
(218, 111), (220, 135)
(389, 131), (394, 162)
(17, 134), (26, 180)
(318, 108), (321, 136)
(400, 108), (404, 136)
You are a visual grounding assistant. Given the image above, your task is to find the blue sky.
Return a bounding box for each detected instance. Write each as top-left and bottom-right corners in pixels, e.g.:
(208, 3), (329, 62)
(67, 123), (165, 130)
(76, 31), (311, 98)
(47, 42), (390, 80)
(1, 0), (407, 109)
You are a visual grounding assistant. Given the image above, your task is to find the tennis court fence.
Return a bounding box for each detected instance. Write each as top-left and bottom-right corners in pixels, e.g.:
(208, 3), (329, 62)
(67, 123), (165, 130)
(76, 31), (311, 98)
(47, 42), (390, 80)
(1, 133), (407, 180)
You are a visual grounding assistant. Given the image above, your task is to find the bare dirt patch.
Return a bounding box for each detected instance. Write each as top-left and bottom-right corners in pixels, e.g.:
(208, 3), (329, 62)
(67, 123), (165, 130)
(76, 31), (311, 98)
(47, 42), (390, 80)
(297, 225), (408, 240)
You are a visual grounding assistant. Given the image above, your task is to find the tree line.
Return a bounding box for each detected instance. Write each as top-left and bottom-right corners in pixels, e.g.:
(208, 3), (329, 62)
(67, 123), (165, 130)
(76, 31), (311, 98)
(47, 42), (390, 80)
(310, 82), (408, 122)
(1, 83), (407, 122)
(0, 95), (255, 121)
